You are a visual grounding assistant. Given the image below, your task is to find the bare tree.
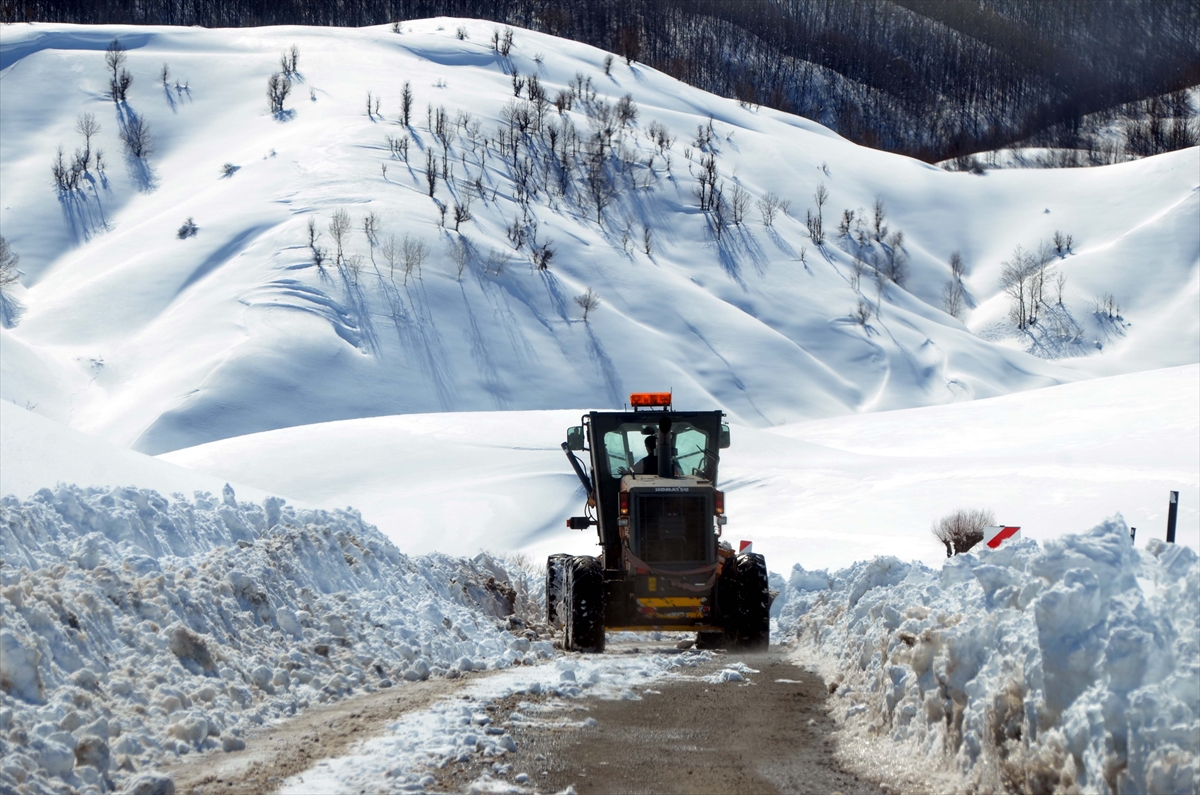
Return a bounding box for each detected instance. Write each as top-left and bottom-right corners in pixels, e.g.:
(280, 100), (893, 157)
(401, 234), (428, 284)
(575, 288), (600, 321)
(757, 192), (789, 226)
(850, 255), (866, 291)
(75, 113), (100, 167)
(932, 508), (995, 557)
(288, 45), (299, 74)
(267, 72), (292, 114)
(852, 297), (873, 325)
(328, 209), (350, 266)
(1001, 245), (1035, 329)
(160, 63), (170, 85)
(0, 235), (22, 328)
(1054, 271), (1068, 306)
(400, 81), (413, 127)
(362, 211), (379, 246)
(603, 54), (614, 76)
(453, 197), (473, 231)
(872, 196), (888, 242)
(532, 239), (555, 270)
(105, 39), (126, 77)
(1053, 230), (1074, 257)
(498, 27), (514, 58)
(805, 208), (823, 244)
(949, 250), (966, 281)
(729, 183), (751, 226)
(448, 237), (470, 280)
(121, 116), (153, 159)
(381, 235), (400, 282)
(942, 280), (965, 318)
(643, 224), (652, 256)
(425, 148), (437, 197)
(306, 217), (327, 272)
(105, 40), (132, 101)
(0, 236), (20, 292)
(616, 93), (637, 127)
(882, 230), (907, 285)
(808, 183), (828, 244)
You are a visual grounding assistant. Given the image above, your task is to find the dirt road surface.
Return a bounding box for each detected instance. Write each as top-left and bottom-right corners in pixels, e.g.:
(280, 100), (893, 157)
(166, 643), (897, 795)
(430, 644), (882, 795)
(164, 673), (495, 795)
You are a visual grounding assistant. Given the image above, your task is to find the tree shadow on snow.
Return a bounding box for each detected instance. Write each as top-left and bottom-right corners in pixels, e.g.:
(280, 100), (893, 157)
(584, 324), (623, 407)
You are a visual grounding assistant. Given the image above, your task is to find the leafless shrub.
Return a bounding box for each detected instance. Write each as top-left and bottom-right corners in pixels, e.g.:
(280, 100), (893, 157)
(757, 192), (789, 226)
(400, 81), (413, 127)
(574, 288), (600, 320)
(402, 234), (428, 284)
(1053, 230), (1074, 257)
(932, 508), (995, 557)
(267, 72), (292, 114)
(852, 298), (872, 325)
(177, 217), (198, 239)
(531, 239), (555, 270)
(105, 39), (132, 102)
(448, 237), (470, 280)
(362, 212), (379, 246)
(453, 198), (473, 231)
(221, 162), (238, 178)
(328, 209), (350, 266)
(456, 26), (468, 40)
(872, 196), (888, 242)
(616, 93), (637, 127)
(121, 116), (153, 159)
(603, 54), (614, 76)
(728, 183), (751, 226)
(942, 280), (965, 318)
(0, 236), (22, 328)
(380, 235), (399, 281)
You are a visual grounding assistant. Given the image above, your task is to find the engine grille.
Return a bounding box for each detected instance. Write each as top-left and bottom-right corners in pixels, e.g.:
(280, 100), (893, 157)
(637, 494), (708, 562)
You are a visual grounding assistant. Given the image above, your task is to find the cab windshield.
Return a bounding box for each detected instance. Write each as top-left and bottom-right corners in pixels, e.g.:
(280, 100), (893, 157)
(601, 422), (714, 479)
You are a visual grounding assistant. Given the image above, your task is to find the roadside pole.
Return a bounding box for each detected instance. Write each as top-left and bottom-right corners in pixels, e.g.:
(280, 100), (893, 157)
(1166, 491), (1178, 544)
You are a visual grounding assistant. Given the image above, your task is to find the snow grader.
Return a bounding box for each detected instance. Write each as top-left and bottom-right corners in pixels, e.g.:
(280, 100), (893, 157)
(548, 393), (770, 652)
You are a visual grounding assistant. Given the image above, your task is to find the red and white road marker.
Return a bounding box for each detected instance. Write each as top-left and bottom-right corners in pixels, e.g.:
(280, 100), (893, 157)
(738, 540), (753, 554)
(984, 525), (1021, 549)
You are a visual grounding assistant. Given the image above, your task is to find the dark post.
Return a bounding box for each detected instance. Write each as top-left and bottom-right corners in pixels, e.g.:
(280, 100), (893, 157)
(1130, 527), (1136, 543)
(1166, 491), (1178, 544)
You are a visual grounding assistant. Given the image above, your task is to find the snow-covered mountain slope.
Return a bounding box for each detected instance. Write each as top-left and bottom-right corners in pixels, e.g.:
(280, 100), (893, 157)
(2, 21), (1196, 455)
(0, 399), (271, 502)
(159, 364), (1200, 572)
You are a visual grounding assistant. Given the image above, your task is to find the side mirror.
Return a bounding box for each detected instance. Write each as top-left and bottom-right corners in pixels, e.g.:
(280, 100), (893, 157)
(719, 424), (731, 449)
(566, 516), (595, 530)
(566, 426), (586, 451)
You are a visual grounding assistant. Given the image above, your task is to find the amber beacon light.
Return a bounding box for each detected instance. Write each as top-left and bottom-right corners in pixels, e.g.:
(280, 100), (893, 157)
(629, 392), (672, 407)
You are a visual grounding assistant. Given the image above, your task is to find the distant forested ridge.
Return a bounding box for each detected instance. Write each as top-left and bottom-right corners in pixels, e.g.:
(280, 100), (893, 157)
(8, 0), (1198, 162)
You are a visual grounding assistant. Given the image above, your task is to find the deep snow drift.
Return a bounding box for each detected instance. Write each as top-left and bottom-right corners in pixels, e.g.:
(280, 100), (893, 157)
(0, 482), (549, 795)
(775, 518), (1200, 795)
(1, 21), (1196, 456)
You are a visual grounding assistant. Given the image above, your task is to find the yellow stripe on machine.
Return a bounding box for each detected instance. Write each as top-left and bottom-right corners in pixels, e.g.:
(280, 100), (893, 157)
(637, 597), (704, 608)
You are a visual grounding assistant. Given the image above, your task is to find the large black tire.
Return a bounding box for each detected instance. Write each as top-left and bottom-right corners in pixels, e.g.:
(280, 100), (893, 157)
(545, 554), (572, 625)
(720, 553), (770, 651)
(564, 555), (606, 652)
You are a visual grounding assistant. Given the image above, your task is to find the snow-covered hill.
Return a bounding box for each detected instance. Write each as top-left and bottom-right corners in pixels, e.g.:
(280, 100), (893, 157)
(2, 20), (1196, 456)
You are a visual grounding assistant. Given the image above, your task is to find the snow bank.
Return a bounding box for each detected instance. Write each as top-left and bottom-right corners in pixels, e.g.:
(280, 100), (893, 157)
(777, 518), (1199, 794)
(0, 483), (551, 795)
